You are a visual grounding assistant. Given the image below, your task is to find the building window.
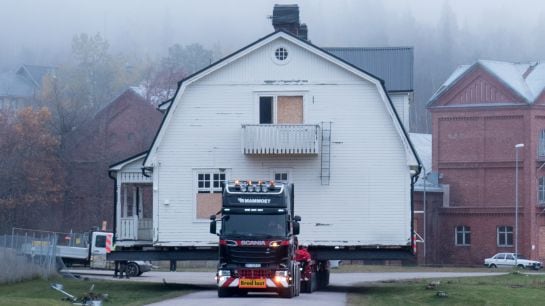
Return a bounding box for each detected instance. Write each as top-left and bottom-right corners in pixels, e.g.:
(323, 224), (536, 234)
(195, 170), (227, 220)
(259, 96), (273, 124)
(197, 171), (225, 193)
(539, 129), (545, 158)
(497, 226), (513, 247)
(274, 172), (289, 182)
(258, 95), (304, 124)
(539, 177), (545, 205)
(274, 47), (288, 61)
(455, 226), (471, 246)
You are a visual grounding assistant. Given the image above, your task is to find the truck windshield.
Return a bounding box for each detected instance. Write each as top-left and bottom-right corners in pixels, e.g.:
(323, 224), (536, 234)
(222, 214), (286, 238)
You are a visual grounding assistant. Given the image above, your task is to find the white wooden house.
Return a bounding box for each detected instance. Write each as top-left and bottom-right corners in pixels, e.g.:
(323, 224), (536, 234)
(110, 31), (421, 248)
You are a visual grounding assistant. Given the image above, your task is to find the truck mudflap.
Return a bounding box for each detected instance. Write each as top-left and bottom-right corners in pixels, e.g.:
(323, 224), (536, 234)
(218, 276), (289, 289)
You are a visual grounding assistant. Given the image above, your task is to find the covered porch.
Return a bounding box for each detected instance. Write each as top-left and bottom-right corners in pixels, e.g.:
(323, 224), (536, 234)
(109, 153), (154, 246)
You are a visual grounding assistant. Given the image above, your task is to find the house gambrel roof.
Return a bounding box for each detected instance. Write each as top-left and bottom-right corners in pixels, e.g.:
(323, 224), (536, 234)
(428, 60), (545, 106)
(324, 47), (414, 92)
(144, 30), (421, 172)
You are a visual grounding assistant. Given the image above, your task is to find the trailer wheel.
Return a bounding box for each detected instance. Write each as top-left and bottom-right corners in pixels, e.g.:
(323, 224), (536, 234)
(126, 262), (140, 277)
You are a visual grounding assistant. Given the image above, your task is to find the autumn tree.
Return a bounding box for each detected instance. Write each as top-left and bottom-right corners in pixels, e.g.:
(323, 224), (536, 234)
(141, 43), (215, 104)
(0, 108), (64, 233)
(47, 33), (144, 115)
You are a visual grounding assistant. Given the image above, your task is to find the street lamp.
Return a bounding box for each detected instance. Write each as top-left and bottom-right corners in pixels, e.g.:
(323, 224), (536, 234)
(515, 143), (524, 267)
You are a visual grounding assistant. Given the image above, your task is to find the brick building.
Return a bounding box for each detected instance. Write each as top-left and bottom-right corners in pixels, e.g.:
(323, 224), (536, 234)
(425, 60), (545, 265)
(63, 88), (163, 232)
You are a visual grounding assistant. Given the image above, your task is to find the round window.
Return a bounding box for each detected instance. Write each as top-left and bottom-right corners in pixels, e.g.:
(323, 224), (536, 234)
(274, 47), (288, 61)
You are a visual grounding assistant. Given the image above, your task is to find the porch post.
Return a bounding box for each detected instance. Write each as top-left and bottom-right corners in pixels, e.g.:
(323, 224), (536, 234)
(116, 177), (122, 240)
(132, 186), (138, 239)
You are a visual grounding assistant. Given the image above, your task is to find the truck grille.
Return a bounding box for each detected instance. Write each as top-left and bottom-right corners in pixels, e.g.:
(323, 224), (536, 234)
(227, 246), (287, 264)
(238, 269), (273, 278)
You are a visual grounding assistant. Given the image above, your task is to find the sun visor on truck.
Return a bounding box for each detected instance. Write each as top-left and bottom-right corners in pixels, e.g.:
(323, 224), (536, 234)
(222, 193), (287, 208)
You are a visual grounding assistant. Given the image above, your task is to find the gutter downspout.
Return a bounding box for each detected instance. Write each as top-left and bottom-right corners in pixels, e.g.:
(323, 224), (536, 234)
(410, 169), (421, 256)
(108, 170), (117, 243)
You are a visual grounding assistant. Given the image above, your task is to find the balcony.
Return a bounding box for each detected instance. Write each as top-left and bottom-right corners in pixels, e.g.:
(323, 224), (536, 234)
(241, 124), (320, 155)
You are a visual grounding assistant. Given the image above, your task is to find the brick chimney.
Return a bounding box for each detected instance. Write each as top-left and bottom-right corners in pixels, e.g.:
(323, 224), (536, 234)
(272, 4), (309, 41)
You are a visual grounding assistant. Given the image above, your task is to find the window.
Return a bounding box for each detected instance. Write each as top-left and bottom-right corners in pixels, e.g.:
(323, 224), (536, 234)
(455, 226), (471, 246)
(505, 254), (515, 260)
(197, 171), (225, 193)
(275, 47), (288, 61)
(95, 235), (106, 248)
(258, 95), (304, 124)
(497, 226), (513, 247)
(539, 129), (545, 158)
(539, 177), (545, 204)
(493, 253), (505, 260)
(195, 170), (227, 220)
(274, 172), (288, 182)
(260, 96), (273, 124)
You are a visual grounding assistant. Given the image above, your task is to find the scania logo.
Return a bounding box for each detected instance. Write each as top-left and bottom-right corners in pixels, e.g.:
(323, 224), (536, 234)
(240, 240), (266, 246)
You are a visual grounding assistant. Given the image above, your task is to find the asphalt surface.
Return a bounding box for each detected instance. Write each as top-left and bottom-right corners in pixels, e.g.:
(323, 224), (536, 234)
(64, 269), (505, 305)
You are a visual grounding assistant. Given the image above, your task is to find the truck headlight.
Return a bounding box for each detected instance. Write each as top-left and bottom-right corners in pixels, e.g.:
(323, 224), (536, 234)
(275, 270), (288, 277)
(218, 270), (231, 277)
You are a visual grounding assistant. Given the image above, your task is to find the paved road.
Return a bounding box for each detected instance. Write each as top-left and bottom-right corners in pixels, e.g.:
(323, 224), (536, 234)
(65, 269), (505, 305)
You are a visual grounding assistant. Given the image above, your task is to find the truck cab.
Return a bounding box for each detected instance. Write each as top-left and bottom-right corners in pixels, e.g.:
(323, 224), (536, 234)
(210, 180), (301, 298)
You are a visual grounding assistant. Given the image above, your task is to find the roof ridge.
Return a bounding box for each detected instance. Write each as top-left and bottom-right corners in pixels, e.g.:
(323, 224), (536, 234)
(323, 46), (413, 50)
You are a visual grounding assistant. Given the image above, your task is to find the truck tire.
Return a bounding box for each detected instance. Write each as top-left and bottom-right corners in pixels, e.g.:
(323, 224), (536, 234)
(318, 269), (330, 288)
(301, 272), (316, 293)
(218, 288), (232, 298)
(278, 286), (294, 298)
(127, 262), (140, 277)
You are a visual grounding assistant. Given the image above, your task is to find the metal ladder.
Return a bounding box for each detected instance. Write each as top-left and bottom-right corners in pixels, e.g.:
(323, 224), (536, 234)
(320, 122), (332, 185)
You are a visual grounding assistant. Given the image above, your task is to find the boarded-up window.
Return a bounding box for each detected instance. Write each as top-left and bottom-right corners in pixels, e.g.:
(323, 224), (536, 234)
(277, 96), (303, 124)
(196, 170), (226, 219)
(196, 193), (222, 219)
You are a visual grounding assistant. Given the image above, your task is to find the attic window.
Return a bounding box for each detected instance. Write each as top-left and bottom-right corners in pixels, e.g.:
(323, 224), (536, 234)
(275, 47), (288, 61)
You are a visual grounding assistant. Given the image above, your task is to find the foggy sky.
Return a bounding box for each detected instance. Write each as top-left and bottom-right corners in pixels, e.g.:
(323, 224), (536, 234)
(2, 0), (544, 67)
(2, 0), (545, 132)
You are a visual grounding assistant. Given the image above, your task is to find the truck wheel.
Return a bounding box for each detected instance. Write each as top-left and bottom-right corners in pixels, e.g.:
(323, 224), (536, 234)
(278, 287), (294, 298)
(127, 262), (140, 277)
(301, 280), (310, 293)
(319, 269), (330, 288)
(302, 273), (315, 293)
(489, 264), (497, 268)
(517, 264), (525, 269)
(218, 288), (232, 298)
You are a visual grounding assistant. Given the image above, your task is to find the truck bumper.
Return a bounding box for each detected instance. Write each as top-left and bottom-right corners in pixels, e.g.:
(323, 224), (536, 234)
(217, 276), (289, 290)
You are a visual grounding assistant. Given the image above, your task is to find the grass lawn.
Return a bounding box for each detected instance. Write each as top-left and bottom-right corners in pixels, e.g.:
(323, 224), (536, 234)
(0, 276), (196, 306)
(333, 264), (495, 273)
(346, 272), (545, 305)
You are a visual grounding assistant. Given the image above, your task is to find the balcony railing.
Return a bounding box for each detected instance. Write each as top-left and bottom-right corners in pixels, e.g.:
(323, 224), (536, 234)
(241, 124), (320, 154)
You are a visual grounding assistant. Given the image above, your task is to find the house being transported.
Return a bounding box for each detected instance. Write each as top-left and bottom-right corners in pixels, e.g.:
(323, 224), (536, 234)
(109, 28), (421, 261)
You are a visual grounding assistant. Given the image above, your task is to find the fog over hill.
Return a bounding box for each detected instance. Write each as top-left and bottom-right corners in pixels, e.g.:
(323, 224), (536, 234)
(2, 0), (544, 131)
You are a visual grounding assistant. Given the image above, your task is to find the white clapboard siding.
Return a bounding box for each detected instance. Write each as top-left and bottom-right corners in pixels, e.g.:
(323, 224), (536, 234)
(150, 36), (412, 247)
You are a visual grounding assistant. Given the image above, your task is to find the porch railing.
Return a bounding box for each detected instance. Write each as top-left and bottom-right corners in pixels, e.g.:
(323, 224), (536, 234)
(119, 218), (152, 241)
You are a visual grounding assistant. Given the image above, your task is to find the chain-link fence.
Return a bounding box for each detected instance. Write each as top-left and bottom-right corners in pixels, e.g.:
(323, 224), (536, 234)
(0, 228), (64, 284)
